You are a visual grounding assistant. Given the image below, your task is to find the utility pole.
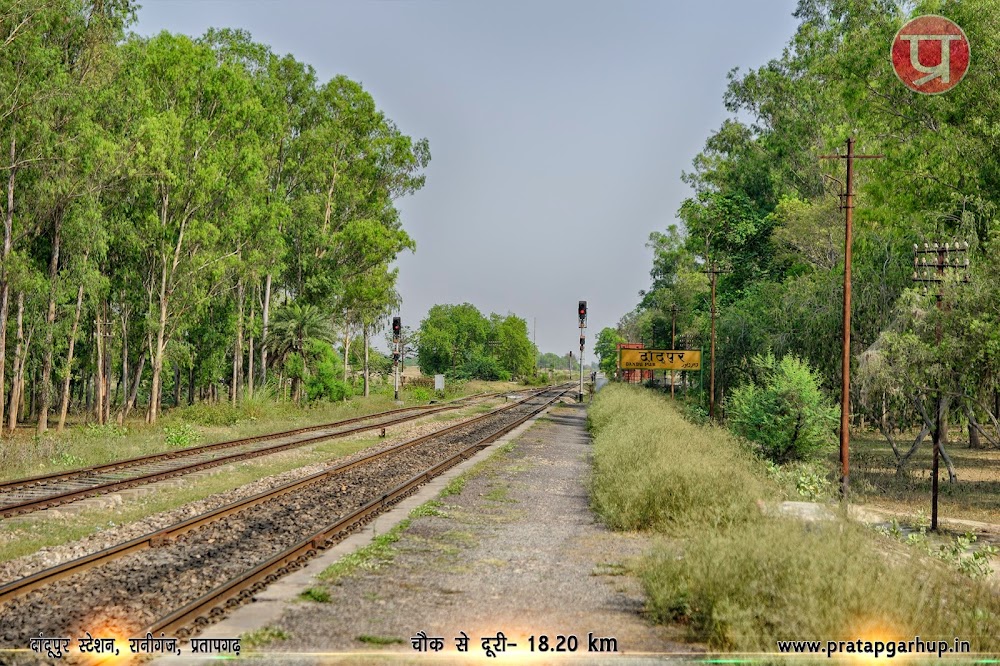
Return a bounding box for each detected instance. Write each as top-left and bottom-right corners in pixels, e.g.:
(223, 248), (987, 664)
(533, 317), (537, 376)
(670, 305), (680, 399)
(820, 137), (883, 499)
(392, 316), (401, 402)
(702, 263), (730, 419)
(578, 301), (587, 402)
(913, 241), (969, 531)
(101, 318), (113, 424)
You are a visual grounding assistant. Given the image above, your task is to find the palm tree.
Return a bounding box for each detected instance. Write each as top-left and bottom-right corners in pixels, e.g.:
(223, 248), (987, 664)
(268, 302), (334, 402)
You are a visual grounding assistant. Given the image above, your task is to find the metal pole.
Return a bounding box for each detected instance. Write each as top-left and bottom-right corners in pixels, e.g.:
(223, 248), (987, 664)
(709, 269), (717, 419)
(912, 240), (969, 530)
(671, 305), (676, 399)
(393, 340), (399, 401)
(931, 244), (944, 531)
(838, 137), (855, 499)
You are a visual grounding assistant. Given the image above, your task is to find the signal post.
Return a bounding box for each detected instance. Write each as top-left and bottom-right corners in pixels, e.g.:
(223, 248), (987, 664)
(578, 301), (587, 402)
(392, 316), (402, 402)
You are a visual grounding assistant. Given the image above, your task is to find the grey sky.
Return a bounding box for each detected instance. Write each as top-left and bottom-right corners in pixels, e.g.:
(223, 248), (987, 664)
(134, 0), (800, 356)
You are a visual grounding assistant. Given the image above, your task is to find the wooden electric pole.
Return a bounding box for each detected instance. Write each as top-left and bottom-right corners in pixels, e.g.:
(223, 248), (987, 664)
(670, 305), (680, 399)
(702, 263), (730, 420)
(820, 137), (883, 499)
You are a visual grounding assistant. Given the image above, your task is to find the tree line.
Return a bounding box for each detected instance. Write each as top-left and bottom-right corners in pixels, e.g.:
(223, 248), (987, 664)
(603, 0), (1000, 476)
(416, 303), (536, 381)
(0, 1), (429, 433)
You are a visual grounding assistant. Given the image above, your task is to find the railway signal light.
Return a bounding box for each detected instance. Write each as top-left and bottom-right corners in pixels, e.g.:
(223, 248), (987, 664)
(578, 301), (587, 326)
(393, 351), (400, 364)
(392, 316), (401, 339)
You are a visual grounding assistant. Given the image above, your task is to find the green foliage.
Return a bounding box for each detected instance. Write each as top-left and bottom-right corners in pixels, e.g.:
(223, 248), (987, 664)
(876, 515), (998, 580)
(240, 627), (290, 650)
(298, 587), (331, 603)
(407, 386), (431, 401)
(592, 386), (1000, 653)
(456, 354), (511, 382)
(163, 423), (202, 448)
(319, 519), (410, 582)
(726, 353), (837, 463)
(84, 423), (129, 440)
(0, 8), (430, 432)
(304, 340), (351, 402)
(762, 460), (833, 501)
(417, 304), (534, 379)
(594, 328), (626, 377)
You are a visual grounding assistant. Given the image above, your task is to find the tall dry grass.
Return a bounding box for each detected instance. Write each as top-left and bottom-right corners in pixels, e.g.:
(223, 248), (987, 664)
(588, 384), (1000, 654)
(588, 384), (777, 531)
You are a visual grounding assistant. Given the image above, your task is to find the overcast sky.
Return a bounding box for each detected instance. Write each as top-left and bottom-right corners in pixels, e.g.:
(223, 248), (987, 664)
(133, 0), (800, 356)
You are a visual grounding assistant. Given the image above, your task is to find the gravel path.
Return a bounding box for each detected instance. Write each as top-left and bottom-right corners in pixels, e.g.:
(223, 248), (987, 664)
(255, 403), (691, 664)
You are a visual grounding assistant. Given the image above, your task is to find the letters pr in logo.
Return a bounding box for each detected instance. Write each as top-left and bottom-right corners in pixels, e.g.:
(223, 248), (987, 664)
(891, 15), (970, 94)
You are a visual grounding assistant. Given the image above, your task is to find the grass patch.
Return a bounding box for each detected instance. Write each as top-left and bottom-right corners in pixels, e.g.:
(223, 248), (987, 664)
(410, 499), (447, 518)
(641, 519), (1000, 652)
(0, 379), (515, 484)
(298, 586), (331, 603)
(318, 519), (410, 582)
(240, 626), (290, 649)
(589, 385), (778, 531)
(483, 485), (514, 503)
(590, 385), (1000, 654)
(356, 635), (405, 646)
(441, 476), (467, 497)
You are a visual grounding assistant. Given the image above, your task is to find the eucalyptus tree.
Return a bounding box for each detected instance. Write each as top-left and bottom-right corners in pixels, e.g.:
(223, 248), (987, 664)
(339, 265), (400, 396)
(120, 31), (264, 423)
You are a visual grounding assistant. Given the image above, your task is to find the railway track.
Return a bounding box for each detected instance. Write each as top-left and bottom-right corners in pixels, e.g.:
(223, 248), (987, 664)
(0, 390), (524, 519)
(0, 385), (571, 653)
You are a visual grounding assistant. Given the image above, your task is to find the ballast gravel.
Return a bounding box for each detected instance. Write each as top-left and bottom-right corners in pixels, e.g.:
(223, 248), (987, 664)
(0, 405), (501, 586)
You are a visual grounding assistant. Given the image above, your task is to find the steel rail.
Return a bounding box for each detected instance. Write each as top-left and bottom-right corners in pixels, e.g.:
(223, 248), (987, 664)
(0, 391), (527, 518)
(0, 392), (496, 492)
(147, 387), (571, 637)
(0, 386), (570, 607)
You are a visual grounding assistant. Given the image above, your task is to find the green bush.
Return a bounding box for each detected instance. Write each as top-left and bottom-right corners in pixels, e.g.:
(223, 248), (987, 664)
(305, 340), (352, 402)
(178, 401), (243, 426)
(407, 386), (431, 401)
(164, 423), (202, 448)
(450, 354), (511, 381)
(726, 353), (837, 463)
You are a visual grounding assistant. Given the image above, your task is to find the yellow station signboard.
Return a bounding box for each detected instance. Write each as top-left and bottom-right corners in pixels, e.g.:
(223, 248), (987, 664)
(618, 349), (701, 370)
